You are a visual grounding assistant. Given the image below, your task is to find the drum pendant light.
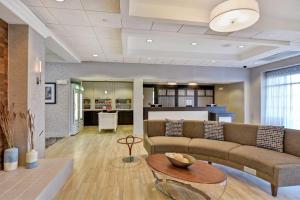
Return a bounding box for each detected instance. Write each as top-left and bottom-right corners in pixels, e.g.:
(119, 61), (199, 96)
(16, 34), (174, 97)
(209, 0), (260, 32)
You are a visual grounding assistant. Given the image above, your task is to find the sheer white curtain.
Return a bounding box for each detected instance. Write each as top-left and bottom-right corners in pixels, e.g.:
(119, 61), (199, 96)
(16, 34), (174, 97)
(264, 65), (300, 129)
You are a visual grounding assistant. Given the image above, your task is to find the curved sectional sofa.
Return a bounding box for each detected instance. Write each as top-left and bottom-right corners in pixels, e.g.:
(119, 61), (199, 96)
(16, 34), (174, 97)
(143, 120), (300, 196)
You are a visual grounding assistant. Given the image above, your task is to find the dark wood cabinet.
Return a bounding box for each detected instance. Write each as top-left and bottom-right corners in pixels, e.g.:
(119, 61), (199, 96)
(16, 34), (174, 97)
(84, 110), (133, 126)
(84, 111), (98, 126)
(118, 110), (133, 125)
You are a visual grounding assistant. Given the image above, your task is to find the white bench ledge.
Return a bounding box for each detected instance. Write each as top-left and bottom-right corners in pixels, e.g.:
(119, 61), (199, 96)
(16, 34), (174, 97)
(0, 158), (73, 200)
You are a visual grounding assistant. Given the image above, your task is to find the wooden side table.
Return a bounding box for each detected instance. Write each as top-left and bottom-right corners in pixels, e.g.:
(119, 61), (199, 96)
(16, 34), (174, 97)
(117, 136), (142, 163)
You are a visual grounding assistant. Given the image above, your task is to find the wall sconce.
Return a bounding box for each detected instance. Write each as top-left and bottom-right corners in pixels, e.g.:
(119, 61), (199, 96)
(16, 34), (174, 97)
(36, 60), (42, 85)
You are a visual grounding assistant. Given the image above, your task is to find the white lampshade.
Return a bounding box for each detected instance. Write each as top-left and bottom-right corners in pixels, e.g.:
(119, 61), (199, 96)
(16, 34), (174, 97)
(209, 0), (260, 32)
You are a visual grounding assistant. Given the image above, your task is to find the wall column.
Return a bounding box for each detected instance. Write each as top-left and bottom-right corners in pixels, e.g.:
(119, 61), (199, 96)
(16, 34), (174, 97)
(8, 25), (45, 164)
(133, 78), (143, 137)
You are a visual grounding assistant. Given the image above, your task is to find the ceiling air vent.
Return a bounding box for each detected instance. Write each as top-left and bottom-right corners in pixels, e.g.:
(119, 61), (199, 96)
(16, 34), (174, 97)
(259, 51), (300, 62)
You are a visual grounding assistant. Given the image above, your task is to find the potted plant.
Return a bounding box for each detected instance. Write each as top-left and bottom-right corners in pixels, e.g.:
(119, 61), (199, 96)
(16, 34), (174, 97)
(20, 110), (39, 169)
(0, 103), (18, 171)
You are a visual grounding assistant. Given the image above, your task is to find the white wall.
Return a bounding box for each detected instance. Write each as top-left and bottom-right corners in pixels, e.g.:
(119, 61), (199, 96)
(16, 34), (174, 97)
(46, 62), (251, 137)
(28, 27), (46, 158)
(215, 82), (244, 123)
(143, 88), (154, 107)
(249, 55), (300, 124)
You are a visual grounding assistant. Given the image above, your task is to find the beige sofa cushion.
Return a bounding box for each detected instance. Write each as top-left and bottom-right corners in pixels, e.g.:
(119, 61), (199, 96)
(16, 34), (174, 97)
(189, 139), (240, 160)
(149, 136), (191, 153)
(146, 120), (165, 137)
(224, 123), (258, 146)
(229, 145), (300, 176)
(182, 121), (204, 138)
(284, 128), (300, 157)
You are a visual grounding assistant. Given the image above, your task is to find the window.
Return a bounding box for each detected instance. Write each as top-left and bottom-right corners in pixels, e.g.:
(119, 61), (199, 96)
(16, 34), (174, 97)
(264, 65), (300, 129)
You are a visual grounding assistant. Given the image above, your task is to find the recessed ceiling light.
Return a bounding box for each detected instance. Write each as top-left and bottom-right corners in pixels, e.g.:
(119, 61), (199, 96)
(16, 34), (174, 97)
(146, 39), (153, 43)
(56, 0), (65, 2)
(93, 54), (98, 57)
(168, 82), (177, 85)
(188, 83), (197, 86)
(238, 45), (245, 48)
(191, 42), (198, 46)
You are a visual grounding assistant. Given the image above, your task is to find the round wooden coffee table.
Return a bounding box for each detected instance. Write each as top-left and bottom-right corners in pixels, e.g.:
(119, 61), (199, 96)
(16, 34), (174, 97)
(147, 154), (227, 200)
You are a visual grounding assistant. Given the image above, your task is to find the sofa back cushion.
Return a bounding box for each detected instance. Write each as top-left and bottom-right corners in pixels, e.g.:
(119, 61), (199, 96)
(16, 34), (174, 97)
(224, 123), (258, 146)
(182, 121), (204, 138)
(284, 129), (300, 157)
(145, 120), (165, 137)
(144, 120), (204, 138)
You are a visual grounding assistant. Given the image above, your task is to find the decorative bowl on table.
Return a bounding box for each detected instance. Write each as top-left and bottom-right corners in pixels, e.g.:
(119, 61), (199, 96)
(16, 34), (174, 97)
(165, 153), (196, 168)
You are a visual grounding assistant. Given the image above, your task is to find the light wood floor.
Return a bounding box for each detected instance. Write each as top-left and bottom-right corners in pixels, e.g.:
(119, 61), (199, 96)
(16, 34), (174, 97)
(46, 126), (300, 200)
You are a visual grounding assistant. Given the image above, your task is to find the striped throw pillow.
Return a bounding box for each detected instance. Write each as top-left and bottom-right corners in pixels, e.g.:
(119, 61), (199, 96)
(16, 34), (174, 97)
(204, 121), (224, 141)
(257, 126), (285, 152)
(165, 119), (184, 137)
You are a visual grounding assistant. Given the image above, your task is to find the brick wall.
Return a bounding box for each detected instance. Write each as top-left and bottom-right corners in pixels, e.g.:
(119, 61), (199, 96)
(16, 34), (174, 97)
(0, 18), (8, 168)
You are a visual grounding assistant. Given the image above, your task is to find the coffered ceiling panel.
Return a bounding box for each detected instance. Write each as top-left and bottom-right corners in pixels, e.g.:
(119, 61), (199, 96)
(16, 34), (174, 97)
(30, 6), (58, 24)
(151, 22), (182, 32)
(81, 0), (120, 13)
(94, 27), (121, 40)
(48, 8), (90, 26)
(22, 0), (43, 7)
(86, 11), (121, 28)
(21, 0), (300, 67)
(122, 17), (152, 30)
(40, 0), (82, 9)
(179, 25), (208, 34)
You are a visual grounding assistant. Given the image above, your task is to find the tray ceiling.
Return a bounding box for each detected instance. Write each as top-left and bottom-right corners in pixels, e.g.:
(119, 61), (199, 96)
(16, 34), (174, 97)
(20, 0), (300, 68)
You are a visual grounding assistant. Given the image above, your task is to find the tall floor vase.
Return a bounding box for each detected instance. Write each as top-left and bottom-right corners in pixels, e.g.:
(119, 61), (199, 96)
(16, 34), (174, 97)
(4, 147), (18, 171)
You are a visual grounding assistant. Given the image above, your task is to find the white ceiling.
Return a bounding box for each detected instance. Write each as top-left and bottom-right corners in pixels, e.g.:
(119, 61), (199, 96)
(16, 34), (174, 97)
(20, 0), (300, 67)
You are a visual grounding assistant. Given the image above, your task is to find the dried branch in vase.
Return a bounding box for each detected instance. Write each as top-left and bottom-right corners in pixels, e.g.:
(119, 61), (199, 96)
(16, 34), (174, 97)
(0, 102), (17, 148)
(20, 110), (35, 151)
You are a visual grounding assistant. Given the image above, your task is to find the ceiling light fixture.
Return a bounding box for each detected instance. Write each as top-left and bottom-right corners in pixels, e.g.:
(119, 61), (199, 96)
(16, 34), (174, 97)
(146, 39), (153, 43)
(191, 42), (198, 46)
(168, 82), (177, 85)
(188, 83), (197, 86)
(209, 0), (260, 32)
(55, 0), (65, 2)
(93, 54), (98, 57)
(238, 45), (245, 48)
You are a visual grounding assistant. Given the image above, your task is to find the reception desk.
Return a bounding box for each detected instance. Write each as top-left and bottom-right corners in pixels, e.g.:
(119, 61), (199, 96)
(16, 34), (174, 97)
(148, 110), (208, 120)
(144, 106), (235, 122)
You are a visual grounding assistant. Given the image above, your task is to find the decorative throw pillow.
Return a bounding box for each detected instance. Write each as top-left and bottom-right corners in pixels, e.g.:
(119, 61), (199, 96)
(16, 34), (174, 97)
(256, 126), (285, 152)
(204, 121), (224, 141)
(165, 119), (184, 137)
